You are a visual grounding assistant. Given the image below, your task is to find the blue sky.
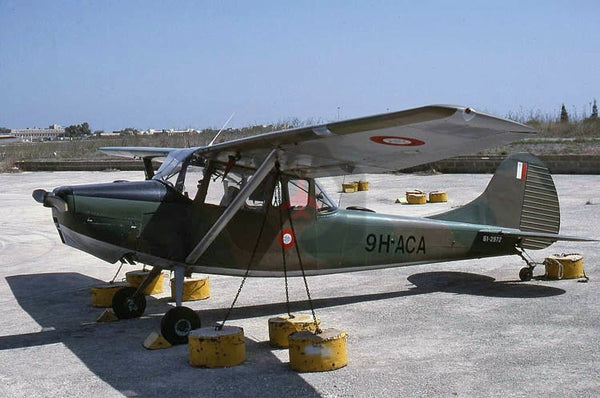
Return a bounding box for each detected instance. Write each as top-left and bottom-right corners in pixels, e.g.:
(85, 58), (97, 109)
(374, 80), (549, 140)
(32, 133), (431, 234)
(1, 1), (598, 131)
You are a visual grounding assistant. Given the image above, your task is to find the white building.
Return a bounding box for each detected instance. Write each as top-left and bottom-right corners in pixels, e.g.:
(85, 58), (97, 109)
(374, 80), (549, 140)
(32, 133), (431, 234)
(10, 125), (64, 141)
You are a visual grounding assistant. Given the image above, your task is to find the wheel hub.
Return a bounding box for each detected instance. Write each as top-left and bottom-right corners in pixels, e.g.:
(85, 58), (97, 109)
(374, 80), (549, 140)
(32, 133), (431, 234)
(175, 319), (192, 336)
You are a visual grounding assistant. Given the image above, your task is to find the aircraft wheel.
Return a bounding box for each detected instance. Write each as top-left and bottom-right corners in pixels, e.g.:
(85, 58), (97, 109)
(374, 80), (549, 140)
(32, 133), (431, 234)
(519, 267), (533, 282)
(161, 306), (201, 345)
(112, 286), (147, 319)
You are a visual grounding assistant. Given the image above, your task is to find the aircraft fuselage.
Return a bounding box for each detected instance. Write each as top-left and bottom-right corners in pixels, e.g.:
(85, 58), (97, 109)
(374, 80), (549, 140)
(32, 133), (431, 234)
(47, 178), (519, 277)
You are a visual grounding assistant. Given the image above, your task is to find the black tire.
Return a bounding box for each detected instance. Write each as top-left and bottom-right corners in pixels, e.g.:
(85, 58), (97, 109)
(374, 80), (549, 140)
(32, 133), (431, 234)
(112, 286), (147, 319)
(519, 267), (533, 282)
(161, 306), (201, 345)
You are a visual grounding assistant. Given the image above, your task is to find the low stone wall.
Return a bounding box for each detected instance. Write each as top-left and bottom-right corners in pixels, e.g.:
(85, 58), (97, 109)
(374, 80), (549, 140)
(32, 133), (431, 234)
(401, 155), (600, 174)
(15, 155), (600, 174)
(16, 159), (149, 172)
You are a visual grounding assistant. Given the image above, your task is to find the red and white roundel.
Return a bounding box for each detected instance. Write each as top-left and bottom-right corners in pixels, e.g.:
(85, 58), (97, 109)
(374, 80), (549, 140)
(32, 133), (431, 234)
(369, 135), (425, 146)
(279, 229), (295, 249)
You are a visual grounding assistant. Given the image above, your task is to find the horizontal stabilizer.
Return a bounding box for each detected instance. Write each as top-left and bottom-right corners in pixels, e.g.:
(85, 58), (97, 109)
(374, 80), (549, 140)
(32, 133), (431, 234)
(99, 147), (178, 159)
(478, 228), (597, 244)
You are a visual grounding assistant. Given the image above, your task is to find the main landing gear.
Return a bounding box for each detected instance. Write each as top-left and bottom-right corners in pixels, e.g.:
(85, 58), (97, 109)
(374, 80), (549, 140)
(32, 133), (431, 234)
(111, 265), (201, 345)
(112, 286), (146, 319)
(161, 306), (200, 345)
(516, 247), (538, 282)
(519, 266), (534, 282)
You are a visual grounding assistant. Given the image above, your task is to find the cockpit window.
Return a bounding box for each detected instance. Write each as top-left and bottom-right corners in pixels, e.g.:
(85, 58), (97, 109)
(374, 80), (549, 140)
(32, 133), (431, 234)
(152, 149), (337, 212)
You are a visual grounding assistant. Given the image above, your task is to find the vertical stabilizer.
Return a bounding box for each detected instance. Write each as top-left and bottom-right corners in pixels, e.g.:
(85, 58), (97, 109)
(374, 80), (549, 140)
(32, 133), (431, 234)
(429, 153), (560, 249)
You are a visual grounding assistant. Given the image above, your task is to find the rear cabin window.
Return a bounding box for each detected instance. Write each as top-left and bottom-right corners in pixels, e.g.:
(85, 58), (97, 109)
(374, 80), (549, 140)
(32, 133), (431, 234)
(288, 179), (309, 207)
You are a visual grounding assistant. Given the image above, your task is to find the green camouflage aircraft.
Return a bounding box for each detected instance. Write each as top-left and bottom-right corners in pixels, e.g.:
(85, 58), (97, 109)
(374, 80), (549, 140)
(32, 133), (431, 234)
(32, 105), (593, 344)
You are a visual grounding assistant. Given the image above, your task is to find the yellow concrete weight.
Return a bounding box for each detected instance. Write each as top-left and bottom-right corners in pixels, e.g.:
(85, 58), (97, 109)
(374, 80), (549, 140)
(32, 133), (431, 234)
(90, 282), (130, 307)
(189, 326), (245, 368)
(544, 254), (585, 279)
(170, 276), (210, 301)
(288, 328), (348, 372)
(126, 270), (164, 295)
(268, 314), (321, 348)
(358, 181), (369, 191)
(406, 190), (427, 204)
(342, 183), (356, 193)
(429, 191), (448, 203)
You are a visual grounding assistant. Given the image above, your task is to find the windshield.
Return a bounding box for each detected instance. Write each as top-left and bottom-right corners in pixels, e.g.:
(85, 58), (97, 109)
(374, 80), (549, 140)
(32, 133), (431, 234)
(152, 148), (200, 191)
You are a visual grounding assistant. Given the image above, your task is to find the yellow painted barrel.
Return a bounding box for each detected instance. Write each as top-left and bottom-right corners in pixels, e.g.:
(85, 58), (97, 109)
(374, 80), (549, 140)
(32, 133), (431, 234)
(406, 190), (427, 204)
(342, 183), (356, 193)
(288, 328), (348, 372)
(90, 282), (130, 307)
(268, 314), (321, 348)
(126, 270), (164, 295)
(189, 326), (245, 368)
(429, 191), (448, 203)
(170, 276), (210, 301)
(544, 254), (585, 279)
(358, 181), (369, 191)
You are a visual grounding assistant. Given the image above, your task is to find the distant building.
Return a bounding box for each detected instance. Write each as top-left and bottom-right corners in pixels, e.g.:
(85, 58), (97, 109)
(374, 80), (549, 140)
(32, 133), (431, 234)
(139, 128), (203, 136)
(10, 124), (64, 141)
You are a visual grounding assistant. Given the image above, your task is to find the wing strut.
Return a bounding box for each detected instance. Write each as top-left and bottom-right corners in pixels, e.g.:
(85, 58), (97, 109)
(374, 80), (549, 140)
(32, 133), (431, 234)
(185, 149), (278, 264)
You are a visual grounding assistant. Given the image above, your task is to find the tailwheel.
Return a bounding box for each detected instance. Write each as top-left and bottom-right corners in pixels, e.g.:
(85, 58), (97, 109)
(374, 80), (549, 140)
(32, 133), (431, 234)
(519, 267), (534, 282)
(161, 306), (201, 345)
(112, 286), (147, 319)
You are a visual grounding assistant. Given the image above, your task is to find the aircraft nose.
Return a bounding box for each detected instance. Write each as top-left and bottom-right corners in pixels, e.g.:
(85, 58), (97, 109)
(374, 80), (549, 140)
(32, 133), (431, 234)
(32, 187), (69, 212)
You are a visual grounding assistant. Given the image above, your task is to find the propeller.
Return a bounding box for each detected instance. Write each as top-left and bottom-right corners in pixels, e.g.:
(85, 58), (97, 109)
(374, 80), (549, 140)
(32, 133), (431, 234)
(32, 189), (68, 212)
(32, 189), (47, 204)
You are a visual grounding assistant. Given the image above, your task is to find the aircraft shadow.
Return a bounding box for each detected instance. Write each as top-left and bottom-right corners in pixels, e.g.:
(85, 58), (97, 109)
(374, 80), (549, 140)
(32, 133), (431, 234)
(407, 271), (566, 298)
(3, 273), (322, 398)
(2, 271), (563, 397)
(176, 271), (566, 327)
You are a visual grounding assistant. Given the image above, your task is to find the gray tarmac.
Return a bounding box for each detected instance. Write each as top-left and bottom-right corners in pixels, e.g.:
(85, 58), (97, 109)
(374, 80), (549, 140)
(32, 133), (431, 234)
(0, 170), (599, 398)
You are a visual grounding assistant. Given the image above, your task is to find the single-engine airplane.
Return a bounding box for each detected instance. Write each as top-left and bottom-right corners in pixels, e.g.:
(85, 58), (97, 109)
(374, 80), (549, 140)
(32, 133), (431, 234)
(33, 105), (594, 344)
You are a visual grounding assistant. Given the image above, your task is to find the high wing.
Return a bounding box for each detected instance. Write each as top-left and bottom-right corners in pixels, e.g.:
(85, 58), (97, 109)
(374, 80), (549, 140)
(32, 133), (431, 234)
(196, 105), (536, 178)
(100, 105), (536, 178)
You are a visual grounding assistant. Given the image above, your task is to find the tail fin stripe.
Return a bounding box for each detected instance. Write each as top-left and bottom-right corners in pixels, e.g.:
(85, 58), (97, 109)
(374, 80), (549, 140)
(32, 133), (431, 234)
(521, 205), (560, 216)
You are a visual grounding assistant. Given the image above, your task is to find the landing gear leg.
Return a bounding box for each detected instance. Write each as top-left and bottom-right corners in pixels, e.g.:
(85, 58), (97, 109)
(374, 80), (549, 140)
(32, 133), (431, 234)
(160, 265), (200, 345)
(516, 248), (537, 282)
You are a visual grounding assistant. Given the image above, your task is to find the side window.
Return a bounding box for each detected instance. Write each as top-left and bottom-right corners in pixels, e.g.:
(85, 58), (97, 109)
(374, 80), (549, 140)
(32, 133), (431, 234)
(288, 179), (309, 207)
(203, 174), (243, 207)
(315, 181), (336, 212)
(182, 165), (204, 200)
(246, 174), (275, 209)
